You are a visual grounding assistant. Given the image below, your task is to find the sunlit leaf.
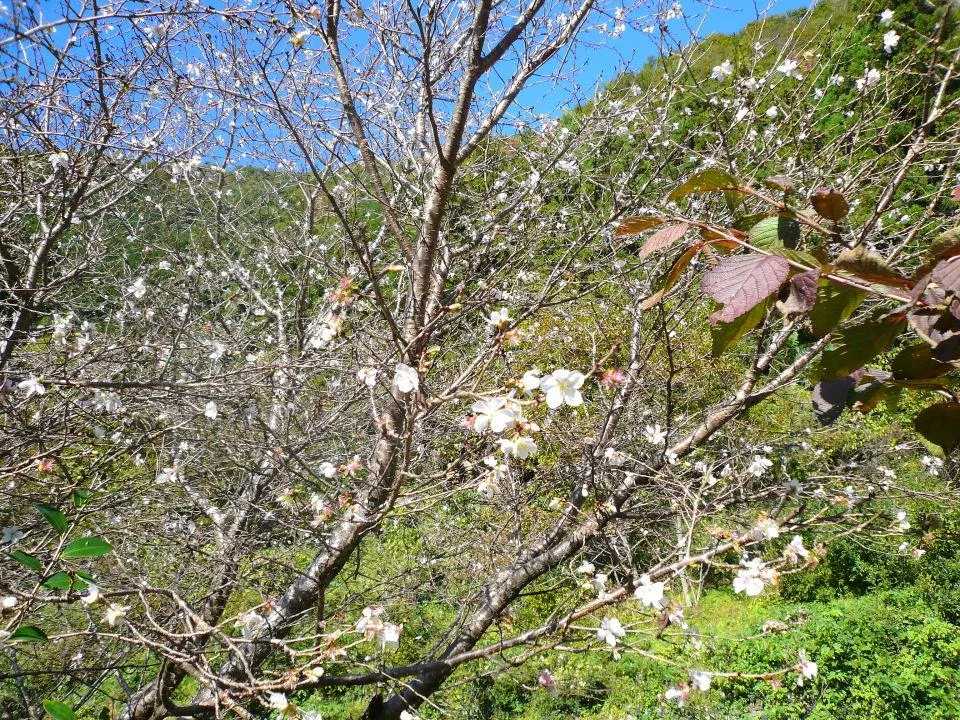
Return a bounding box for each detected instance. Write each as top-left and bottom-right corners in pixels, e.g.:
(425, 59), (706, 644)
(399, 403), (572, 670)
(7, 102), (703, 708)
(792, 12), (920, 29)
(701, 253), (790, 323)
(667, 169), (743, 203)
(810, 187), (849, 220)
(43, 701), (76, 720)
(835, 246), (910, 288)
(748, 214), (800, 250)
(61, 537), (113, 559)
(637, 222), (690, 260)
(615, 216), (664, 236)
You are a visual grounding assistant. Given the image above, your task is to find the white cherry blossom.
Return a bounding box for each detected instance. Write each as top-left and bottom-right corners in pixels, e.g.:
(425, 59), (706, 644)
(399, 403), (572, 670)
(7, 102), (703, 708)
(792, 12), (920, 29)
(634, 574), (667, 609)
(883, 30), (900, 53)
(394, 363), (419, 393)
(597, 617), (626, 647)
(471, 397), (522, 433)
(521, 369), (542, 394)
(711, 60), (733, 81)
(104, 603), (128, 626)
(784, 535), (809, 563)
(644, 423), (667, 446)
(797, 649), (818, 686)
(776, 58), (802, 79)
(539, 369), (585, 409)
(497, 435), (537, 459)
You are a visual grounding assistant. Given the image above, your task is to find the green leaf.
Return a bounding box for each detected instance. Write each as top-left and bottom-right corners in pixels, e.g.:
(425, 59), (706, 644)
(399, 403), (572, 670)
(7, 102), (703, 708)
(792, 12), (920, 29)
(667, 169), (743, 203)
(809, 280), (867, 337)
(9, 625), (48, 643)
(43, 701), (76, 720)
(61, 537), (113, 560)
(748, 214), (800, 250)
(770, 247), (822, 268)
(10, 550), (42, 572)
(711, 300), (768, 357)
(914, 403), (960, 453)
(72, 489), (92, 509)
(820, 316), (906, 381)
(35, 504), (68, 535)
(835, 246), (910, 288)
(43, 572), (74, 590)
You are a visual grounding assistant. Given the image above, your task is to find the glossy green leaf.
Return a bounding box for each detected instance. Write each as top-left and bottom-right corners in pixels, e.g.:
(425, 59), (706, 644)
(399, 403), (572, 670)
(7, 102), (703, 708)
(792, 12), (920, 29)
(35, 504), (68, 535)
(10, 550), (42, 572)
(748, 214), (800, 250)
(9, 625), (48, 643)
(61, 537), (113, 560)
(43, 701), (76, 720)
(42, 572), (74, 590)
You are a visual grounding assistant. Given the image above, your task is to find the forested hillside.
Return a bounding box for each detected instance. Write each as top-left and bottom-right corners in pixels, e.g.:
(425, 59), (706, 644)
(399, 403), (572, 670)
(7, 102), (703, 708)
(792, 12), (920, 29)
(1, 0), (959, 719)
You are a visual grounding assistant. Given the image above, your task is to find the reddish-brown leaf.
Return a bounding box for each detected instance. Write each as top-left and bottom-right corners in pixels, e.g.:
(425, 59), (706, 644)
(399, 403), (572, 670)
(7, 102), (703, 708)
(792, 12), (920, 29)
(952, 185), (960, 202)
(640, 243), (703, 310)
(931, 255), (960, 294)
(777, 268), (820, 317)
(701, 253), (791, 324)
(616, 216), (664, 236)
(810, 187), (850, 221)
(638, 222), (690, 260)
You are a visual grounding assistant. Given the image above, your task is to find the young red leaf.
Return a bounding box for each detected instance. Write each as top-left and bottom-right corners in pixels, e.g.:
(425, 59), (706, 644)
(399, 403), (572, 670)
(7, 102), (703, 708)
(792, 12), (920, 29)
(638, 222), (690, 260)
(700, 253), (790, 324)
(931, 255), (960, 294)
(891, 343), (955, 380)
(640, 243), (702, 310)
(812, 374), (858, 425)
(615, 216), (664, 236)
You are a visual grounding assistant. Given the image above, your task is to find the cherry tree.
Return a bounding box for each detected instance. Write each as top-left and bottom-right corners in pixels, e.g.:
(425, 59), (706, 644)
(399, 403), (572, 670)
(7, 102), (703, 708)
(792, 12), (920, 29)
(1, 0), (958, 718)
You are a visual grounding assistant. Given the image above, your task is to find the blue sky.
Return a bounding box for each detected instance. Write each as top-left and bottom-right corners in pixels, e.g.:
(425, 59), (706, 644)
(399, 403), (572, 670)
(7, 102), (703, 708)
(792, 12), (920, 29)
(515, 0), (811, 118)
